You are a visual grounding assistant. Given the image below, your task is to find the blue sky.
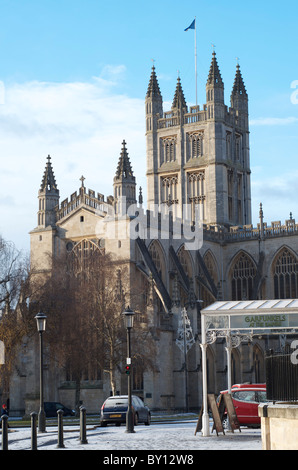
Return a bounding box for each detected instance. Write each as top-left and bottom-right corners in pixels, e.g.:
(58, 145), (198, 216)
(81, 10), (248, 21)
(0, 0), (298, 251)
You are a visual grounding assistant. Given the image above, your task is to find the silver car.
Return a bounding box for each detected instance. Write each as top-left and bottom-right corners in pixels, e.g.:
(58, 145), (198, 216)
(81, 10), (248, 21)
(100, 395), (151, 426)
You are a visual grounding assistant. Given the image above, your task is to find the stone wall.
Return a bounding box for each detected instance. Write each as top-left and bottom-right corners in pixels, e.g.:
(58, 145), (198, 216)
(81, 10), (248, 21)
(259, 403), (298, 450)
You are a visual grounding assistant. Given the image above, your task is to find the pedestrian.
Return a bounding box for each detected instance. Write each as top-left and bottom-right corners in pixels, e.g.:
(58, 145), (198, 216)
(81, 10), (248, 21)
(1, 404), (8, 416)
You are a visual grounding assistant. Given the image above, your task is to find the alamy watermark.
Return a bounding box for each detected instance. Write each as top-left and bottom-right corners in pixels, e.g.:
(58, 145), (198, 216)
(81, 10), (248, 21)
(291, 80), (298, 104)
(290, 339), (298, 364)
(95, 199), (204, 251)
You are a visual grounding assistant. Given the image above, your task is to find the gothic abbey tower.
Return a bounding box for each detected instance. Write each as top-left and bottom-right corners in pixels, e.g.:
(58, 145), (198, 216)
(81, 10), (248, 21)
(146, 52), (251, 228)
(10, 51), (298, 417)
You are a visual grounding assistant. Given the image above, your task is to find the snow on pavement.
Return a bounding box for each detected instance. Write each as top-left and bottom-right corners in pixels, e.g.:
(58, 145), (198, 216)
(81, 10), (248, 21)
(3, 421), (262, 452)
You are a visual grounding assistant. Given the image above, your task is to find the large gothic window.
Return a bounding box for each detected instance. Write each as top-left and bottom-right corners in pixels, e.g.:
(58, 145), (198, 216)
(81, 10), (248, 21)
(190, 132), (204, 158)
(160, 137), (176, 164)
(161, 174), (178, 206)
(231, 252), (256, 300)
(187, 170), (205, 222)
(200, 251), (218, 308)
(69, 238), (102, 274)
(148, 241), (166, 283)
(177, 245), (193, 279)
(176, 245), (193, 306)
(149, 241), (166, 312)
(273, 248), (298, 299)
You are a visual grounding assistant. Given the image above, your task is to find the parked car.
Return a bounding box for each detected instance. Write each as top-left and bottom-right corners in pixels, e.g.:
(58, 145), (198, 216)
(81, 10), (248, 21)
(219, 383), (267, 428)
(44, 402), (75, 417)
(100, 395), (151, 427)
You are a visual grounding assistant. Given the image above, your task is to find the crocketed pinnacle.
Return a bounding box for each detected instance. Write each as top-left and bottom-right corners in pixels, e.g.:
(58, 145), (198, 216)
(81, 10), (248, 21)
(40, 155), (58, 191)
(172, 76), (187, 110)
(231, 64), (247, 96)
(206, 51), (223, 86)
(115, 140), (134, 180)
(146, 65), (161, 97)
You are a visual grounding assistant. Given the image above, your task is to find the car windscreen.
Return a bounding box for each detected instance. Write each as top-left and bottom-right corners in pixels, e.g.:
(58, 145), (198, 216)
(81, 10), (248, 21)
(232, 391), (257, 402)
(103, 399), (128, 411)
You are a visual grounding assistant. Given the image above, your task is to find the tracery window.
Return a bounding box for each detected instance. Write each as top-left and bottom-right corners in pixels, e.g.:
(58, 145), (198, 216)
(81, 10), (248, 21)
(161, 174), (178, 205)
(273, 248), (298, 299)
(149, 241), (166, 283)
(187, 170), (205, 221)
(149, 241), (166, 312)
(176, 245), (193, 307)
(191, 132), (204, 158)
(231, 252), (256, 301)
(161, 136), (176, 164)
(69, 238), (102, 274)
(186, 132), (204, 161)
(200, 251), (218, 308)
(177, 245), (193, 279)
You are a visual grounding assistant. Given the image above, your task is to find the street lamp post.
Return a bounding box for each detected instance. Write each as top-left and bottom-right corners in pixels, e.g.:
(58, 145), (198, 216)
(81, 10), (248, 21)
(122, 306), (135, 433)
(35, 312), (47, 433)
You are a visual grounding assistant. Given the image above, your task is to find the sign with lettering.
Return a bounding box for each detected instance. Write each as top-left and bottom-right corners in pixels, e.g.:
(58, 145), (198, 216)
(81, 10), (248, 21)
(231, 313), (289, 329)
(206, 312), (298, 332)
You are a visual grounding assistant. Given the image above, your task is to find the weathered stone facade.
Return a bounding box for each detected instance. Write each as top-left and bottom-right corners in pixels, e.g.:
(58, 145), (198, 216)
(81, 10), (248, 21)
(9, 53), (298, 416)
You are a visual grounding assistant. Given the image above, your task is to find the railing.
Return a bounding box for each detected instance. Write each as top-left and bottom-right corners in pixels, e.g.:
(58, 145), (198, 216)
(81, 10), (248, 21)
(266, 350), (298, 402)
(203, 221), (298, 242)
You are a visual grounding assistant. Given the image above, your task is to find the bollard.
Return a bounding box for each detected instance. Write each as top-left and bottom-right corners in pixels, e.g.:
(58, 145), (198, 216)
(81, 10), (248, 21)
(79, 406), (88, 444)
(57, 409), (65, 448)
(1, 415), (8, 450)
(31, 412), (38, 450)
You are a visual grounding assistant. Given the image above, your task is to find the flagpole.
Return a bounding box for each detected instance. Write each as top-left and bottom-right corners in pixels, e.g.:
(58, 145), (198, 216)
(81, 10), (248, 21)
(184, 18), (197, 106)
(195, 16), (197, 106)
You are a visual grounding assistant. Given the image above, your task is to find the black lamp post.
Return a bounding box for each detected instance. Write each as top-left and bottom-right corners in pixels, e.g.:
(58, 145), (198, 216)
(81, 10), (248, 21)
(122, 306), (135, 433)
(35, 312), (47, 433)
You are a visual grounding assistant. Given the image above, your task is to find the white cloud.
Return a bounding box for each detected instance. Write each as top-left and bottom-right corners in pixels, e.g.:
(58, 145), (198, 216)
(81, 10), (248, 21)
(0, 69), (146, 251)
(251, 169), (298, 224)
(250, 116), (298, 126)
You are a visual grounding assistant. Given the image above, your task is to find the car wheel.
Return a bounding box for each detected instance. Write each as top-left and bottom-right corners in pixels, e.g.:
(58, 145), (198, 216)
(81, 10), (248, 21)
(134, 413), (139, 426)
(145, 413), (151, 426)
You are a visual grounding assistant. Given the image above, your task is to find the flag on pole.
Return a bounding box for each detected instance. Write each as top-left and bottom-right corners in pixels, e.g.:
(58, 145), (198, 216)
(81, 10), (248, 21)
(184, 19), (195, 31)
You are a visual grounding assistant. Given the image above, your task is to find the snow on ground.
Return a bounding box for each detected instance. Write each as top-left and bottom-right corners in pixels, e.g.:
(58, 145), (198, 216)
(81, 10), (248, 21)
(3, 420), (262, 452)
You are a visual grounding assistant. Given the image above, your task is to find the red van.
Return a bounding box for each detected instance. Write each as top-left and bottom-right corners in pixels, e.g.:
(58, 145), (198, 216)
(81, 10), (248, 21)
(219, 383), (267, 427)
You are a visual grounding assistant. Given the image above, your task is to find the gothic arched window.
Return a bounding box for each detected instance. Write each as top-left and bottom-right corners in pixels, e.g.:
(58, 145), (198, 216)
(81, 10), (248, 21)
(273, 247), (298, 299)
(70, 238), (102, 274)
(149, 241), (166, 283)
(149, 241), (166, 312)
(200, 251), (218, 308)
(161, 174), (178, 206)
(230, 252), (256, 301)
(177, 245), (193, 279)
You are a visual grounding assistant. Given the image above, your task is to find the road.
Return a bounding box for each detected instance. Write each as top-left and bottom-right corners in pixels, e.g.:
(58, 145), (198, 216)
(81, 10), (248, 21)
(4, 419), (262, 452)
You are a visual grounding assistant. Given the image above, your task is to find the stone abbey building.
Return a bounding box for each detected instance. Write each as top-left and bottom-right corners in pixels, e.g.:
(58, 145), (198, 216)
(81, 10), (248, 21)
(10, 52), (298, 415)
